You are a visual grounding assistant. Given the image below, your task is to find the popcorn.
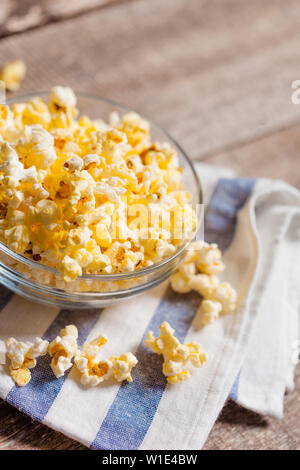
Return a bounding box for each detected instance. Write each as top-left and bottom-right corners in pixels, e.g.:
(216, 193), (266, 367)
(60, 324), (78, 338)
(10, 367), (31, 387)
(3, 325), (139, 388)
(94, 182), (120, 203)
(32, 183), (49, 201)
(102, 128), (129, 161)
(0, 60), (26, 91)
(197, 299), (222, 326)
(0, 86), (195, 281)
(189, 273), (220, 297)
(30, 126), (57, 169)
(144, 321), (207, 383)
(63, 155), (83, 172)
(50, 86), (76, 110)
(4, 224), (30, 253)
(191, 241), (225, 275)
(29, 199), (59, 227)
(48, 325), (78, 378)
(120, 112), (150, 151)
(76, 357), (112, 387)
(74, 335), (138, 386)
(210, 282), (237, 314)
(170, 271), (192, 294)
(0, 141), (24, 183)
(110, 352), (138, 382)
(74, 336), (111, 387)
(109, 111), (121, 127)
(22, 97), (51, 127)
(61, 255), (82, 281)
(83, 153), (100, 168)
(6, 336), (49, 386)
(171, 241), (237, 322)
(28, 336), (50, 359)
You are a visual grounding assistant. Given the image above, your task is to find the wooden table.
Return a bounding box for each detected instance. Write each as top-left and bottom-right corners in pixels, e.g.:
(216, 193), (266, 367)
(0, 0), (299, 450)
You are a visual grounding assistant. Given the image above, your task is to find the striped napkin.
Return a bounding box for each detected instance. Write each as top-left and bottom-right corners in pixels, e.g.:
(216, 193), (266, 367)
(0, 163), (299, 450)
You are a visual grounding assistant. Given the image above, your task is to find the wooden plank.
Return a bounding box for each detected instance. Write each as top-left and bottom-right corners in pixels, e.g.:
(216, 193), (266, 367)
(0, 0), (299, 451)
(0, 0), (300, 160)
(0, 0), (118, 38)
(203, 122), (300, 190)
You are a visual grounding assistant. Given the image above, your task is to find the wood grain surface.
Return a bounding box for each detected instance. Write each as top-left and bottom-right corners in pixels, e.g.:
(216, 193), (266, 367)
(0, 0), (118, 37)
(0, 0), (299, 450)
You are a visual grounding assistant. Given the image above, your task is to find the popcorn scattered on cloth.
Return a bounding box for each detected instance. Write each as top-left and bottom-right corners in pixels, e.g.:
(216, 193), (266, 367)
(0, 163), (299, 449)
(0, 60), (26, 91)
(144, 321), (207, 383)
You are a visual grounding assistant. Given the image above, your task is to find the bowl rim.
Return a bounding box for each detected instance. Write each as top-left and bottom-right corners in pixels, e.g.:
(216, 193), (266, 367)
(1, 91), (203, 281)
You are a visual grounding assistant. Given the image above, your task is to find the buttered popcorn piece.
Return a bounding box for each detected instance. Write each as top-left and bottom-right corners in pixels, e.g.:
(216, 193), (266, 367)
(6, 336), (49, 386)
(48, 324), (78, 378)
(211, 282), (237, 313)
(0, 60), (26, 91)
(0, 86), (196, 282)
(170, 241), (237, 323)
(74, 335), (111, 387)
(192, 241), (225, 275)
(144, 321), (207, 384)
(110, 352), (138, 382)
(30, 126), (57, 169)
(4, 326), (139, 388)
(50, 86), (76, 110)
(74, 336), (138, 386)
(197, 299), (223, 326)
(10, 367), (31, 387)
(77, 358), (112, 387)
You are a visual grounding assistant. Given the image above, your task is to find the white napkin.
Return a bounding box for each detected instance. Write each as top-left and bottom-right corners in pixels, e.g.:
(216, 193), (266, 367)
(0, 163), (298, 450)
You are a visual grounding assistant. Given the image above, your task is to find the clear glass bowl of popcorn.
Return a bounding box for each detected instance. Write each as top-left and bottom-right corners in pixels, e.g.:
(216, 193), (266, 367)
(0, 92), (202, 309)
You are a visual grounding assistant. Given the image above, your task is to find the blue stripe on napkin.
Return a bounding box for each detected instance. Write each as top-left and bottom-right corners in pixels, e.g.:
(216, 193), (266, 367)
(91, 177), (255, 450)
(91, 288), (200, 450)
(6, 308), (102, 421)
(206, 178), (255, 402)
(229, 371), (241, 401)
(205, 178), (255, 251)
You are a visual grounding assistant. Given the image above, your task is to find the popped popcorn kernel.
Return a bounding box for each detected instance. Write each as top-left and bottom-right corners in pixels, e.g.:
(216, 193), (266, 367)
(192, 241), (225, 275)
(170, 271), (192, 294)
(144, 321), (207, 384)
(166, 371), (190, 384)
(0, 60), (26, 91)
(48, 324), (78, 378)
(50, 86), (77, 110)
(4, 326), (140, 389)
(75, 335), (137, 386)
(61, 255), (82, 282)
(10, 366), (31, 387)
(198, 299), (222, 325)
(74, 335), (111, 387)
(171, 241), (237, 323)
(110, 352), (138, 382)
(6, 336), (49, 386)
(211, 282), (237, 314)
(59, 324), (78, 339)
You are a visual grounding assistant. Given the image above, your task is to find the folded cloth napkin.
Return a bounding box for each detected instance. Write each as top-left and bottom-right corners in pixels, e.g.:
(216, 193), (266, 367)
(0, 163), (299, 450)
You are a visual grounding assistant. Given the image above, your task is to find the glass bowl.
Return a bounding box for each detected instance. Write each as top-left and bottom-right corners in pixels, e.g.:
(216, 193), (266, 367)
(0, 92), (203, 309)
